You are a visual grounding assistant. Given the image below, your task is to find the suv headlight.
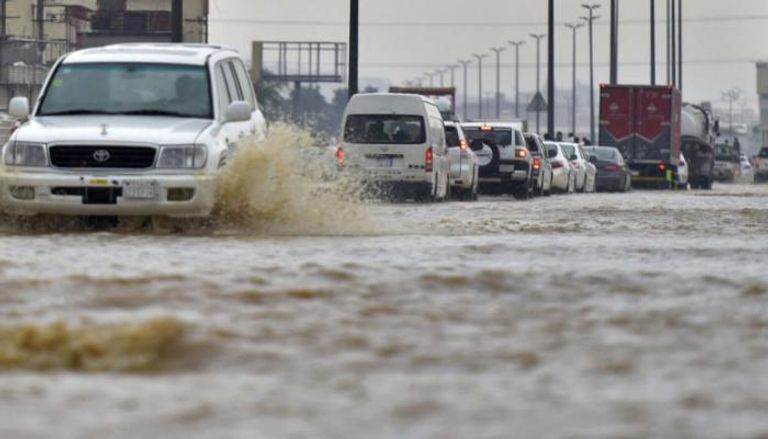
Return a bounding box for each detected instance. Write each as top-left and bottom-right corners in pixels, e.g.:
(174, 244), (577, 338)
(4, 141), (48, 167)
(156, 145), (207, 169)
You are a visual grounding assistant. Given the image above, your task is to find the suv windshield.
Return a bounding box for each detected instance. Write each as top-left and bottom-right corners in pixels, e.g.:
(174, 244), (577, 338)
(38, 63), (213, 119)
(463, 128), (512, 147)
(344, 115), (426, 144)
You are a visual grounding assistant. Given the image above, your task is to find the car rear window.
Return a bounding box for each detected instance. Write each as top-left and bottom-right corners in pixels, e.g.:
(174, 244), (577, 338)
(444, 126), (460, 147)
(463, 128), (512, 147)
(587, 148), (617, 161)
(344, 115), (426, 144)
(560, 144), (576, 159)
(525, 136), (541, 154)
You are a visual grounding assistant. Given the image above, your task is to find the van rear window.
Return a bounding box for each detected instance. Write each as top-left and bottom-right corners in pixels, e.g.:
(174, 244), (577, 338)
(344, 115), (426, 144)
(444, 126), (460, 147)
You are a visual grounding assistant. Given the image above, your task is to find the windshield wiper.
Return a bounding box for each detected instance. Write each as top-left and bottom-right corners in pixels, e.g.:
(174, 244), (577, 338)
(39, 109), (116, 116)
(119, 110), (202, 118)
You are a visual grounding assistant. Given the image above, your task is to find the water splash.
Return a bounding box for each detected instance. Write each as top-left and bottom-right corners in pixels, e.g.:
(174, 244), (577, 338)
(213, 123), (372, 235)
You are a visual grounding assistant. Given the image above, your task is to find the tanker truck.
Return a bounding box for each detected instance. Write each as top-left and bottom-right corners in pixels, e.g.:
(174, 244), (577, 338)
(681, 103), (716, 189)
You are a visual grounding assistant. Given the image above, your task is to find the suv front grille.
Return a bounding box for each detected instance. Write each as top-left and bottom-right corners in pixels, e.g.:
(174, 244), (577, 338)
(49, 146), (156, 169)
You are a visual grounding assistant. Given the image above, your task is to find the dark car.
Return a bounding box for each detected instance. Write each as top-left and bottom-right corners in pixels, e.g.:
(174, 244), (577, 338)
(583, 146), (632, 192)
(524, 133), (553, 196)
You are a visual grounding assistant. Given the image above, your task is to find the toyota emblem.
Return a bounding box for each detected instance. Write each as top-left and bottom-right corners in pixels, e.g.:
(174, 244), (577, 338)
(93, 149), (110, 163)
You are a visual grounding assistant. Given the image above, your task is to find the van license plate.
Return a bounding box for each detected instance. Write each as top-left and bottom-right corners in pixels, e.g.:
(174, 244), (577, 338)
(123, 180), (160, 199)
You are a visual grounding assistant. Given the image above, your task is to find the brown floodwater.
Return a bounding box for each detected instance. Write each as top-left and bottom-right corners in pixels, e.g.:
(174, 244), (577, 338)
(1, 130), (767, 438)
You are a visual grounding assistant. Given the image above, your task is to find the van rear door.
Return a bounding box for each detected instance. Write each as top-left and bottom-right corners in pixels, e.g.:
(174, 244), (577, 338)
(343, 114), (427, 174)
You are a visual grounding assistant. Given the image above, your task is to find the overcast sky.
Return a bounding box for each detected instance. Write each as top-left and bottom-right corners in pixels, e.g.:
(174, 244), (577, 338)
(209, 0), (768, 111)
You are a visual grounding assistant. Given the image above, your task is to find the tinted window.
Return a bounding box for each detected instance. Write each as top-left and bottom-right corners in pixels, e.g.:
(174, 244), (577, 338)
(463, 128), (512, 147)
(231, 59), (256, 109)
(586, 148), (617, 161)
(227, 61), (245, 101)
(39, 63), (212, 119)
(444, 126), (460, 147)
(344, 115), (426, 144)
(759, 148), (768, 158)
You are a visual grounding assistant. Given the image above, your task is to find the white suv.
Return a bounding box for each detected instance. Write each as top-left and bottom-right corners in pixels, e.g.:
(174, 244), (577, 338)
(0, 43), (266, 218)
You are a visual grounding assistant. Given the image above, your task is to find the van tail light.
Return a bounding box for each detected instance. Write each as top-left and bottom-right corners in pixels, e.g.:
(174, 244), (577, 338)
(425, 146), (434, 172)
(532, 157), (541, 170)
(336, 146), (345, 167)
(515, 147), (528, 159)
(459, 138), (469, 151)
(551, 160), (564, 169)
(658, 163), (666, 172)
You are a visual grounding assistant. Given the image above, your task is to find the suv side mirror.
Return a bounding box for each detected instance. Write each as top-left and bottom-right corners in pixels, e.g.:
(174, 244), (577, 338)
(225, 101), (252, 123)
(9, 97), (30, 120)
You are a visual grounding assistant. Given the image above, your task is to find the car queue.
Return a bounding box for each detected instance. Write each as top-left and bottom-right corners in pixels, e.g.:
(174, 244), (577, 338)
(336, 92), (632, 202)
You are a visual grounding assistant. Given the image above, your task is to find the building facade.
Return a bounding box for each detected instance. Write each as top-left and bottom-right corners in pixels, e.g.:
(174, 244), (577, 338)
(0, 0), (208, 108)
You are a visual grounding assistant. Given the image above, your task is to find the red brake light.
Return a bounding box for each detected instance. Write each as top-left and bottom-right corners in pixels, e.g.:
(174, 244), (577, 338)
(515, 147), (528, 159)
(425, 146), (433, 172)
(551, 160), (564, 169)
(459, 138), (469, 151)
(533, 157), (541, 170)
(658, 163), (666, 172)
(606, 163), (621, 172)
(480, 124), (494, 132)
(336, 146), (345, 167)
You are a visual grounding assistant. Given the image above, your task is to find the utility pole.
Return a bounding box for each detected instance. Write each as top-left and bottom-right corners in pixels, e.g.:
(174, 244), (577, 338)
(1, 0), (7, 38)
(581, 4), (601, 144)
(722, 88), (740, 132)
(473, 53), (487, 119)
(348, 0), (359, 98)
(547, 0), (555, 137)
(508, 40), (525, 118)
(458, 59), (472, 120)
(171, 0), (183, 43)
(650, 0), (656, 85)
(447, 64), (459, 88)
(490, 47), (506, 119)
(678, 0), (682, 90)
(610, 0), (619, 84)
(671, 0), (676, 87)
(530, 33), (545, 133)
(565, 23), (584, 136)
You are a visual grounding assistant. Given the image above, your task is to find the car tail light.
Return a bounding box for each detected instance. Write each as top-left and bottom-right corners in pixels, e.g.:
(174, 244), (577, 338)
(658, 163), (666, 172)
(459, 138), (469, 151)
(480, 124), (494, 132)
(606, 163), (621, 172)
(425, 146), (433, 172)
(336, 146), (345, 167)
(515, 147), (528, 159)
(551, 160), (564, 169)
(533, 157), (541, 170)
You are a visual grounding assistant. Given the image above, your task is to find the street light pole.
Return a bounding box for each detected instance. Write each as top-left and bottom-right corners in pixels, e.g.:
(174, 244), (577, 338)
(651, 0), (656, 85)
(473, 53), (487, 119)
(547, 0), (556, 137)
(508, 40), (525, 119)
(458, 59), (472, 120)
(436, 69), (446, 87)
(447, 64), (459, 88)
(425, 72), (435, 87)
(565, 23), (584, 137)
(490, 47), (506, 119)
(678, 0), (682, 90)
(581, 4), (600, 144)
(348, 0), (359, 98)
(610, 0), (619, 84)
(530, 33), (546, 133)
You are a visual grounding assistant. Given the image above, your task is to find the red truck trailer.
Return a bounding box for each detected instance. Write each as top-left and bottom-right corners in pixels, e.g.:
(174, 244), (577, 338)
(599, 84), (682, 188)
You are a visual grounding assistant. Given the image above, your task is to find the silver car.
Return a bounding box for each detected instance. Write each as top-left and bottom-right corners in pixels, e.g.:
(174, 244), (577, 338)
(444, 121), (479, 200)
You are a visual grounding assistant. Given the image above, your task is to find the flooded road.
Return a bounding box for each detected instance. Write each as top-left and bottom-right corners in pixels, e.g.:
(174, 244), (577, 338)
(2, 183), (768, 438)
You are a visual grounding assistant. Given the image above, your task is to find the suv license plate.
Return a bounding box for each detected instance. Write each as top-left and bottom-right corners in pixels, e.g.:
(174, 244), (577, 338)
(123, 180), (160, 199)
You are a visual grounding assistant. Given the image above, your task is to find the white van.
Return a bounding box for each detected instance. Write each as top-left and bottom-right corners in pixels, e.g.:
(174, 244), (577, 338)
(337, 93), (450, 201)
(0, 43), (266, 218)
